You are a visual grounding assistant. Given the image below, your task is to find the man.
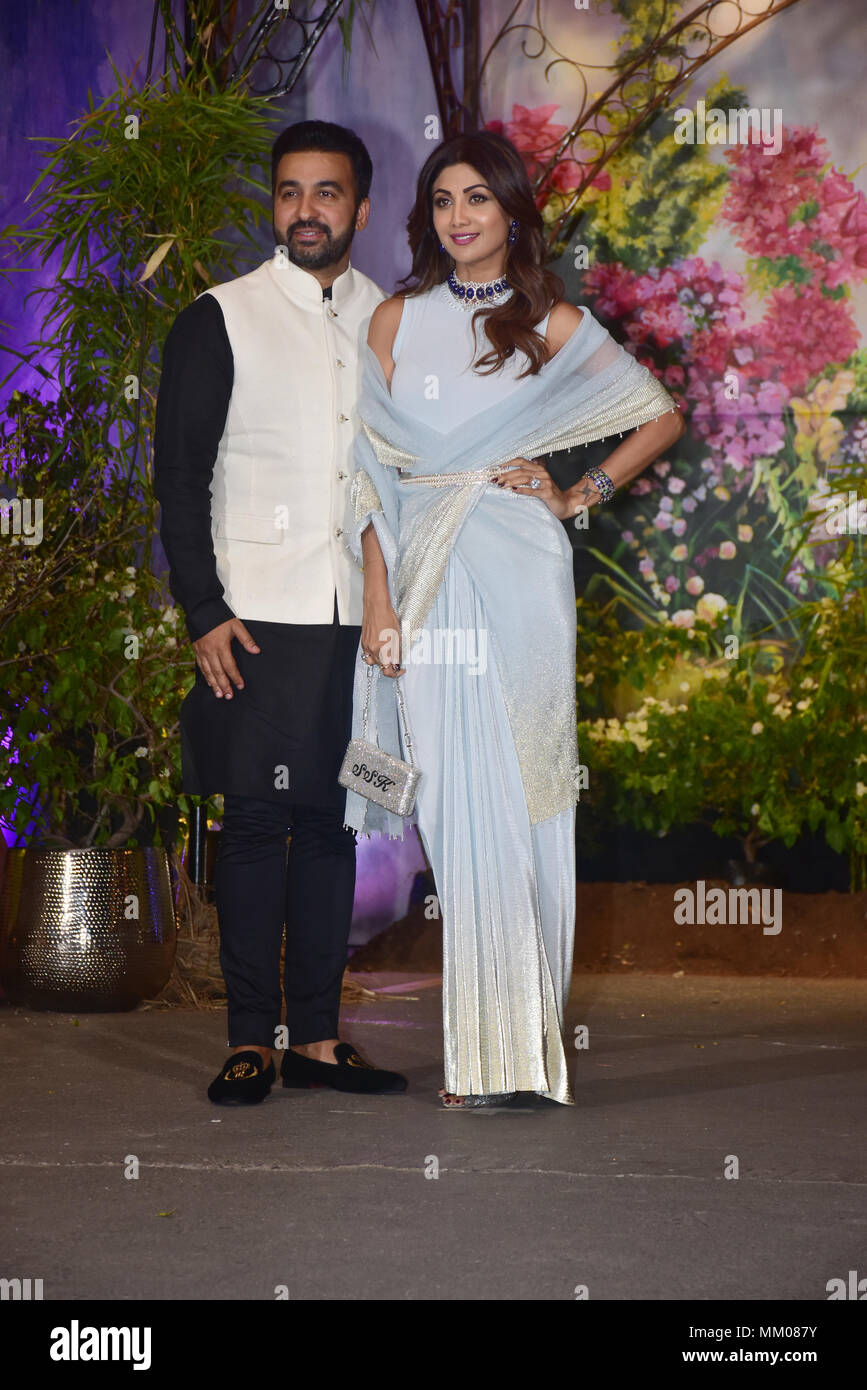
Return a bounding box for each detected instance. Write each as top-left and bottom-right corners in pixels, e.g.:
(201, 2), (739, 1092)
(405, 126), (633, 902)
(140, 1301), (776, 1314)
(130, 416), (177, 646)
(153, 120), (406, 1103)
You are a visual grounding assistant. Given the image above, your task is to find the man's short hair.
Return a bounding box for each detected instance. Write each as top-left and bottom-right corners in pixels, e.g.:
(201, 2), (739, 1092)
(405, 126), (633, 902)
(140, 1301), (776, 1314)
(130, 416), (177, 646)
(271, 120), (373, 205)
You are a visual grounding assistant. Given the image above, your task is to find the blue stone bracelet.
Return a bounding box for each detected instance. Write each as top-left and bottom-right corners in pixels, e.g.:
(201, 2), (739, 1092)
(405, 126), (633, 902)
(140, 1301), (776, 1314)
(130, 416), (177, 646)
(583, 465), (616, 502)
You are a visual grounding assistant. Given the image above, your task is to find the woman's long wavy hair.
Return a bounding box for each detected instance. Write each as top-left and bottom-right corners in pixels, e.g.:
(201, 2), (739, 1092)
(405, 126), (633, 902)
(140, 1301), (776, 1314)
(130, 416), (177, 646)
(395, 130), (564, 378)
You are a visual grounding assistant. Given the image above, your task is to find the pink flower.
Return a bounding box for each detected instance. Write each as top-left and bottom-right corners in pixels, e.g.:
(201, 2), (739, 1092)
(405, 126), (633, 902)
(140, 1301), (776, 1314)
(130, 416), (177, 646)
(500, 103), (564, 156)
(583, 262), (640, 318)
(550, 158), (609, 194)
(721, 125), (867, 294)
(670, 609), (696, 629)
(630, 477), (653, 495)
(486, 103), (609, 204)
(745, 284), (858, 394)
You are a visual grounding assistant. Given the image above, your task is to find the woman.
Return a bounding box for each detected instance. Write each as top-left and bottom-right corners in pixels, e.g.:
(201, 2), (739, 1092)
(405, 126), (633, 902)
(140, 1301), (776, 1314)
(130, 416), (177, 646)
(342, 131), (684, 1107)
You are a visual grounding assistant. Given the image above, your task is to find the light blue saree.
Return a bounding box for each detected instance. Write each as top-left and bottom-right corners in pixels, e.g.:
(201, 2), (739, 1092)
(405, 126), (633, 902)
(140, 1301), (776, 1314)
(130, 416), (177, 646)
(342, 305), (678, 1102)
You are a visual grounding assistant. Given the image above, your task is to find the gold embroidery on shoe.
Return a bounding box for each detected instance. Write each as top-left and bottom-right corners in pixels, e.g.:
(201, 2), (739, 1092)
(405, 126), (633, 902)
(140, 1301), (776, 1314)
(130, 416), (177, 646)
(346, 1052), (375, 1069)
(227, 1061), (258, 1079)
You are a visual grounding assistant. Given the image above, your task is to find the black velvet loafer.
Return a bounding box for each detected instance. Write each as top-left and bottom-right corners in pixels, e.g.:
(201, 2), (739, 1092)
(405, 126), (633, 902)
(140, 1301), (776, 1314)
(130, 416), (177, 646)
(280, 1042), (407, 1094)
(207, 1051), (275, 1105)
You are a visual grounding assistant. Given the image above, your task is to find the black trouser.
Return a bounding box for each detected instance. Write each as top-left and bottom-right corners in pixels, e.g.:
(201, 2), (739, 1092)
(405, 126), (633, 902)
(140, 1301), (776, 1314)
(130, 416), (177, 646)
(214, 794), (358, 1047)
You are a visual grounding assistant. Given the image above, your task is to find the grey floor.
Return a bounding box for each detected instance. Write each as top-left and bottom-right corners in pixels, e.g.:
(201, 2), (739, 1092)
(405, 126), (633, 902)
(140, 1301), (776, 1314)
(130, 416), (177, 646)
(1, 973), (864, 1301)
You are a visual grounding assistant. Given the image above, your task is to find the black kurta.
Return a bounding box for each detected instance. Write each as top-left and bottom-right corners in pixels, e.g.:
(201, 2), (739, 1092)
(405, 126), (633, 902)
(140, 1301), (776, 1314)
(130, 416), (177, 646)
(153, 287), (361, 807)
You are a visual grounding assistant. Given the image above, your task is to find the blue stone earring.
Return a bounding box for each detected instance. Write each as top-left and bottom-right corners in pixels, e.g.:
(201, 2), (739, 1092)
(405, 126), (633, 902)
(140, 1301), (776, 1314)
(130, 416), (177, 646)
(508, 219), (518, 244)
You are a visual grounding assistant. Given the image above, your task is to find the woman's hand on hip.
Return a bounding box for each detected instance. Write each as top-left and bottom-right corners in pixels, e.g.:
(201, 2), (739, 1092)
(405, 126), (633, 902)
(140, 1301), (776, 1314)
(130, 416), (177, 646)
(361, 592), (405, 678)
(491, 457), (574, 521)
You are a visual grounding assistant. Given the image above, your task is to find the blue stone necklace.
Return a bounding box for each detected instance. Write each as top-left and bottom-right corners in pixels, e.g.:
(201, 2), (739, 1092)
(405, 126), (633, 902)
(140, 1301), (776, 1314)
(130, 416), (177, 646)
(446, 268), (511, 309)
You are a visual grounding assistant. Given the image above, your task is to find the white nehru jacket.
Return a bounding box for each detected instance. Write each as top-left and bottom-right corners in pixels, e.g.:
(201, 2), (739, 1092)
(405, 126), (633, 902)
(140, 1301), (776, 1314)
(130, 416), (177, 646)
(202, 250), (385, 625)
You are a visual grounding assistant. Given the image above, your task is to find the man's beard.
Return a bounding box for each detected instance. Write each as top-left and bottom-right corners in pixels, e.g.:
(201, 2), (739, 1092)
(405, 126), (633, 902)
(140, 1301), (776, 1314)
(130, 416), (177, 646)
(276, 218), (355, 271)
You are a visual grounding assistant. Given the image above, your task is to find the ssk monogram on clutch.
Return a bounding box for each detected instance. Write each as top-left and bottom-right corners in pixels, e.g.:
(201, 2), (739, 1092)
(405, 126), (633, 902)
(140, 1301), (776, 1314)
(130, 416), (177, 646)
(338, 661), (421, 816)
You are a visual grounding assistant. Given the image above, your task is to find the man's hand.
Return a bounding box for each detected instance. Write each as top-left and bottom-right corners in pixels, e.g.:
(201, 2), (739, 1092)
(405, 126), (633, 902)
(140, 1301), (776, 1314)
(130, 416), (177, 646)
(193, 618), (260, 699)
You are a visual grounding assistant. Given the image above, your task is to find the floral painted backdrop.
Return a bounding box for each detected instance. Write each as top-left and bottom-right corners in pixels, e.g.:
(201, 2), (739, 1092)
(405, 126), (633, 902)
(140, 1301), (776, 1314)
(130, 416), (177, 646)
(582, 126), (866, 629)
(485, 83), (867, 634)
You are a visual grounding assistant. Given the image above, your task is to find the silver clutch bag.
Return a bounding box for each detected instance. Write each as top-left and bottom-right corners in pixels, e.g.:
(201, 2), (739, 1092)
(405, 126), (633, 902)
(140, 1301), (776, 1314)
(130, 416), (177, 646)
(338, 661), (421, 817)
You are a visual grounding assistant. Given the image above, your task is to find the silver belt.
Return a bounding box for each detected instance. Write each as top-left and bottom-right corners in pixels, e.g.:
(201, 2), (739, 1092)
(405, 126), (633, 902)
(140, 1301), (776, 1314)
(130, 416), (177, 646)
(400, 464), (510, 487)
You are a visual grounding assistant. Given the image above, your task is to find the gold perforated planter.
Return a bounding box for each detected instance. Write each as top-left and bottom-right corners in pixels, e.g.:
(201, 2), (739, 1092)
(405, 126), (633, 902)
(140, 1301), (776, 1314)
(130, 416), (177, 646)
(0, 847), (177, 1011)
